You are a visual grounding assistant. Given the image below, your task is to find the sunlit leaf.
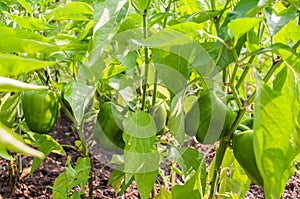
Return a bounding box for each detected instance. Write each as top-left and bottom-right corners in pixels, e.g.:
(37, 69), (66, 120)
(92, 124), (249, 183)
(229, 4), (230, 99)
(172, 168), (203, 199)
(62, 80), (96, 124)
(0, 93), (20, 128)
(46, 2), (93, 21)
(0, 77), (48, 92)
(0, 54), (55, 76)
(254, 84), (297, 199)
(153, 187), (172, 199)
(228, 18), (262, 43)
(17, 0), (33, 14)
(265, 6), (297, 36)
(85, 0), (129, 81)
(0, 121), (44, 159)
(4, 12), (55, 30)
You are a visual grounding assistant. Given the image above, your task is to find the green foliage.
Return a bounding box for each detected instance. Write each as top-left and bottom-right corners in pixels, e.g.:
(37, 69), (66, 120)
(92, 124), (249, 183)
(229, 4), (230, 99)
(49, 157), (91, 199)
(0, 0), (299, 198)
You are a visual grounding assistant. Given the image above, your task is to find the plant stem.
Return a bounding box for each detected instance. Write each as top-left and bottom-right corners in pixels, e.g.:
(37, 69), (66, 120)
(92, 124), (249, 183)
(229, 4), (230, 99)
(17, 105), (22, 174)
(141, 10), (149, 111)
(152, 0), (172, 106)
(208, 40), (296, 198)
(235, 56), (255, 90)
(8, 160), (15, 193)
(208, 140), (227, 199)
(88, 154), (94, 199)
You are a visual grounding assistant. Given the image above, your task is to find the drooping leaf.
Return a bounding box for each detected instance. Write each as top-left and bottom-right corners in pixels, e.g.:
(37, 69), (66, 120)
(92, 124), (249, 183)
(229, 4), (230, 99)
(74, 157), (91, 192)
(134, 27), (216, 79)
(101, 65), (126, 80)
(219, 148), (250, 198)
(178, 0), (204, 14)
(254, 84), (297, 199)
(175, 147), (206, 194)
(0, 121), (44, 159)
(190, 11), (221, 24)
(0, 145), (14, 160)
(0, 54), (55, 76)
(51, 157), (90, 198)
(0, 77), (48, 92)
(30, 133), (66, 174)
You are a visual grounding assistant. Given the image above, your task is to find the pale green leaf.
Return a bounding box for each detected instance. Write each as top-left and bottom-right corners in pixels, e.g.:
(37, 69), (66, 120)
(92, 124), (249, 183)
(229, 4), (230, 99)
(85, 0), (129, 81)
(52, 172), (73, 198)
(74, 157), (91, 191)
(172, 168), (203, 199)
(101, 65), (126, 80)
(228, 18), (262, 43)
(46, 2), (93, 21)
(153, 187), (172, 199)
(265, 6), (297, 36)
(274, 19), (300, 46)
(0, 26), (59, 53)
(0, 54), (55, 76)
(4, 12), (55, 30)
(254, 84), (297, 199)
(0, 77), (48, 92)
(0, 121), (44, 159)
(0, 93), (20, 128)
(123, 110), (156, 140)
(131, 0), (151, 13)
(17, 0), (33, 14)
(62, 80), (96, 124)
(257, 43), (300, 73)
(0, 145), (14, 160)
(134, 28), (216, 78)
(175, 147), (202, 179)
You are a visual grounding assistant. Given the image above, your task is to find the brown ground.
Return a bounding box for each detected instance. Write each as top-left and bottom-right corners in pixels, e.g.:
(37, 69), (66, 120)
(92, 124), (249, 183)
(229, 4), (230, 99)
(0, 110), (299, 198)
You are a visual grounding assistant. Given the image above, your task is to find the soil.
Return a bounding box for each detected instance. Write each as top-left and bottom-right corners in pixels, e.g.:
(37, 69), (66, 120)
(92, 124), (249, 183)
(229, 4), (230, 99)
(0, 110), (300, 199)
